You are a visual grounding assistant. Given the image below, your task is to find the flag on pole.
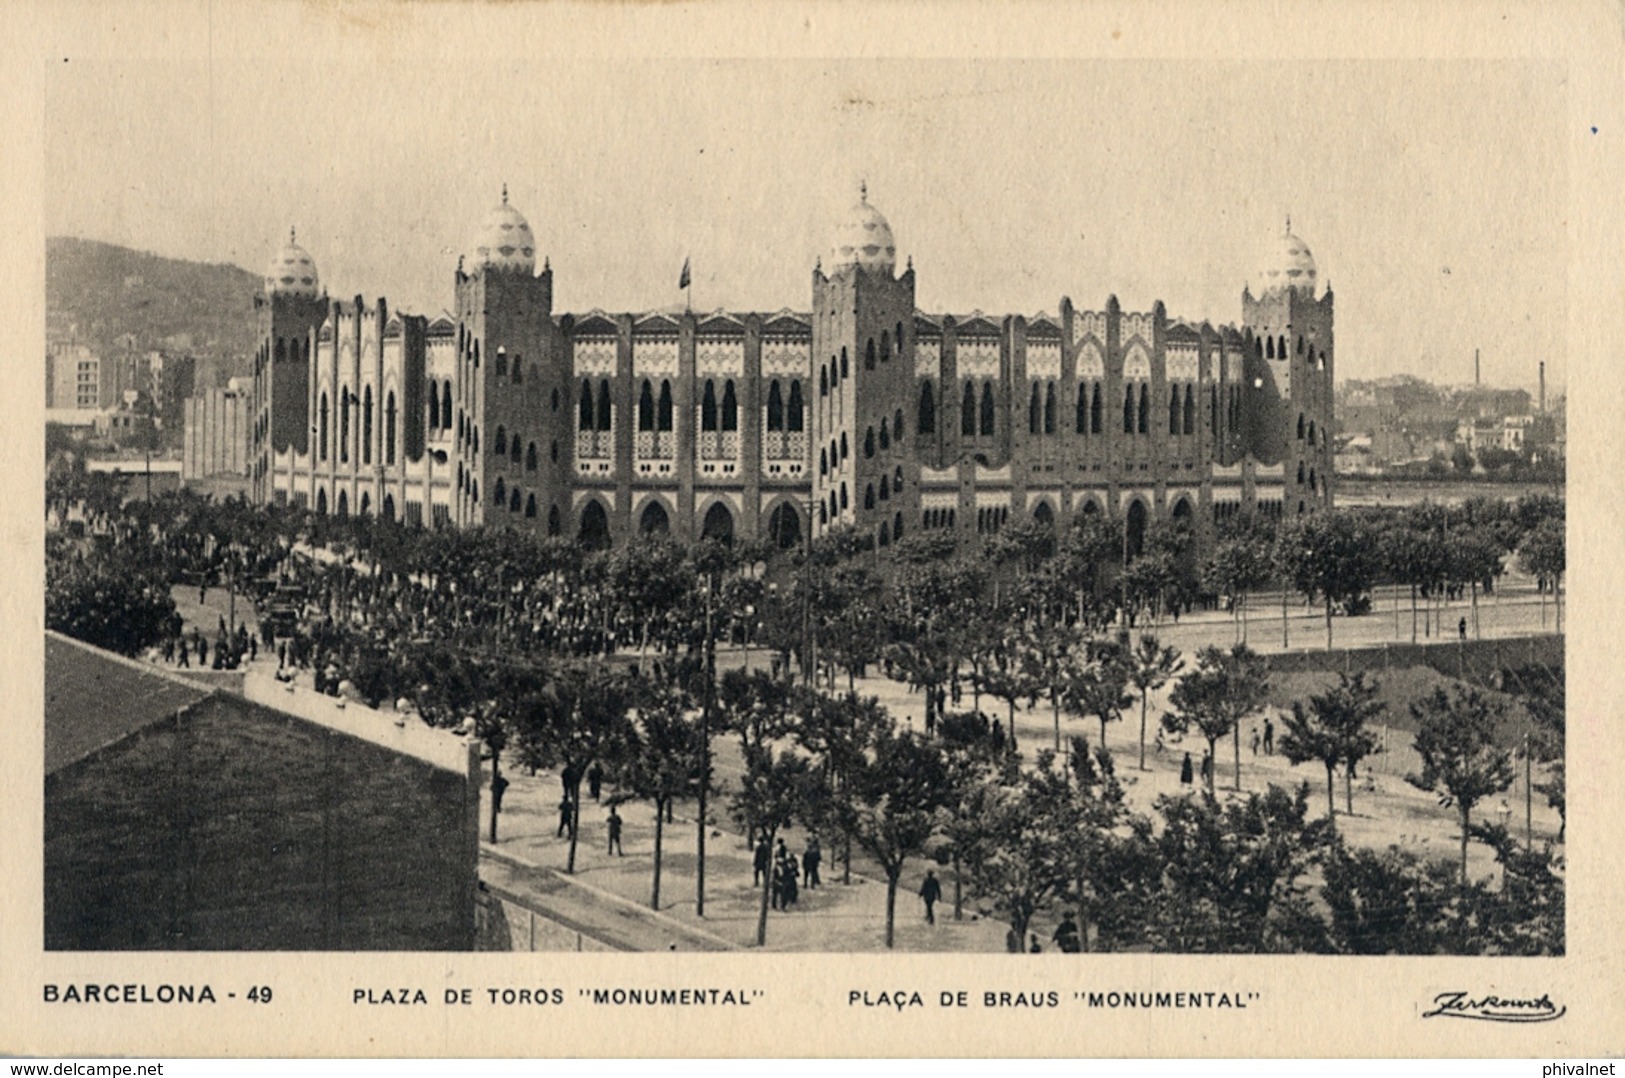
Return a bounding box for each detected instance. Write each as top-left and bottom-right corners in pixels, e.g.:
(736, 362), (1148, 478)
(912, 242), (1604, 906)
(678, 256), (691, 290)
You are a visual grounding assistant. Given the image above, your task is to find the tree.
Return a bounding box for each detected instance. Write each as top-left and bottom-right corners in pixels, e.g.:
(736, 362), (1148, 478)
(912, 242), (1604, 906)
(1127, 634), (1183, 771)
(1065, 643), (1133, 753)
(795, 689), (890, 886)
(621, 677), (704, 910)
(526, 662), (640, 874)
(1278, 672), (1385, 821)
(1280, 510), (1378, 649)
(1164, 645), (1267, 794)
(1518, 517), (1565, 632)
(730, 742), (814, 946)
(1448, 527), (1504, 639)
(45, 543), (177, 657)
(959, 755), (1072, 952)
(1408, 685), (1515, 887)
(1320, 841), (1457, 955)
(1204, 534), (1271, 645)
(716, 670), (798, 845)
(841, 728), (955, 948)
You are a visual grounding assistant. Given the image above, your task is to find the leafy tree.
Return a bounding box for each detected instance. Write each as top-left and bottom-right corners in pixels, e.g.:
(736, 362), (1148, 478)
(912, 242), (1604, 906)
(840, 728), (955, 948)
(716, 669), (798, 844)
(1408, 685), (1516, 887)
(621, 677), (704, 910)
(1320, 841), (1457, 954)
(959, 754), (1072, 951)
(795, 689), (890, 885)
(1518, 517), (1565, 632)
(1163, 645), (1267, 794)
(1127, 634), (1183, 771)
(1148, 784), (1331, 953)
(1279, 510), (1378, 649)
(45, 544), (177, 657)
(1278, 672), (1385, 821)
(1065, 643), (1133, 753)
(1447, 527), (1504, 638)
(1204, 534), (1272, 645)
(525, 662), (640, 874)
(730, 742), (815, 946)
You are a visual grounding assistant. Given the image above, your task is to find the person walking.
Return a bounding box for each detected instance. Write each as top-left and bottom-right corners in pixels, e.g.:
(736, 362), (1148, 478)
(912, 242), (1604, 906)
(587, 763), (604, 801)
(753, 838), (772, 888)
(802, 837), (822, 890)
(1458, 616), (1468, 641)
(1262, 717), (1275, 755)
(919, 869), (942, 925)
(1200, 750), (1213, 787)
(1179, 751), (1194, 786)
(1250, 727), (1261, 756)
(606, 806), (623, 856)
(556, 793), (573, 838)
(779, 852), (800, 908)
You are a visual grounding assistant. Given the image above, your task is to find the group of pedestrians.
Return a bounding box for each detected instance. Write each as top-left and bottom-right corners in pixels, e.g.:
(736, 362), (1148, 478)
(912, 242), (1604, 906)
(754, 836), (822, 911)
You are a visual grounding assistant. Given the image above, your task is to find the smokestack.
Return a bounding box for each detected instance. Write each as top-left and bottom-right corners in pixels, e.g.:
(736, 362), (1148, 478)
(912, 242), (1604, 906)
(1539, 360), (1546, 413)
(1474, 348), (1480, 386)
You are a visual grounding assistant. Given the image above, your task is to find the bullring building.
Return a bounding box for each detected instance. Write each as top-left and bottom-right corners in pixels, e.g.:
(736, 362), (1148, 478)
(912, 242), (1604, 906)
(248, 187), (1334, 555)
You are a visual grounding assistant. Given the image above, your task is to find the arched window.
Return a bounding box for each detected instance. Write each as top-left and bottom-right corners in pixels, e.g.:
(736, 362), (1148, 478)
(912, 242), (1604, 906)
(840, 483), (848, 510)
(865, 338), (876, 370)
(880, 330), (890, 363)
(1169, 386), (1180, 435)
(865, 484), (876, 510)
(1309, 468), (1317, 492)
(512, 434), (522, 466)
(840, 347), (848, 378)
(1123, 385), (1135, 433)
(640, 501), (671, 536)
(526, 494), (537, 519)
(767, 381), (784, 432)
(510, 487), (522, 513)
(362, 387), (374, 464)
(819, 502), (828, 526)
(819, 448), (828, 476)
(879, 418), (890, 450)
(1091, 383), (1103, 434)
(495, 425), (507, 455)
(896, 321), (905, 353)
(526, 442), (537, 471)
(701, 502), (735, 546)
(318, 392), (329, 461)
(658, 381), (673, 432)
(1266, 336), (1275, 359)
(701, 380), (718, 432)
(961, 381), (977, 436)
(494, 476), (506, 505)
(1183, 385), (1195, 435)
(894, 512), (904, 540)
(894, 408), (904, 444)
(1278, 335), (1287, 360)
(429, 384), (440, 430)
(580, 381), (594, 430)
(578, 501), (610, 551)
(840, 433), (848, 460)
(512, 353), (522, 383)
(495, 348), (507, 376)
(597, 380), (611, 431)
(879, 522), (890, 548)
(864, 427), (876, 458)
(1296, 335), (1305, 356)
(1297, 414), (1305, 440)
(980, 383), (996, 437)
(820, 365), (829, 397)
(1297, 462), (1306, 484)
(1138, 384), (1149, 434)
(385, 391), (397, 465)
(879, 475), (890, 501)
(317, 488), (327, 515)
(442, 382), (453, 430)
(1044, 382), (1056, 434)
(339, 386), (351, 462)
(1307, 420), (1316, 446)
(638, 380), (655, 432)
(787, 380), (803, 432)
(1029, 383), (1042, 434)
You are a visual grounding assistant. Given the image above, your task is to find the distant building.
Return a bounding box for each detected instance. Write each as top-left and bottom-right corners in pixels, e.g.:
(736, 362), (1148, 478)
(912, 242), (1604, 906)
(184, 376), (252, 483)
(45, 339), (103, 410)
(44, 632), (482, 951)
(240, 193), (1337, 552)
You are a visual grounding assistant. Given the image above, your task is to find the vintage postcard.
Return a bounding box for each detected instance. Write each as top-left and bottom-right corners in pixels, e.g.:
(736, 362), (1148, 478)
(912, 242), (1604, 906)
(3, 0), (1622, 1059)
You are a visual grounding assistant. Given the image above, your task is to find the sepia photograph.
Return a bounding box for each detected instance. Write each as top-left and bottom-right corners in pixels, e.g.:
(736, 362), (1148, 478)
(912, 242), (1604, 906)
(7, 0), (1623, 1060)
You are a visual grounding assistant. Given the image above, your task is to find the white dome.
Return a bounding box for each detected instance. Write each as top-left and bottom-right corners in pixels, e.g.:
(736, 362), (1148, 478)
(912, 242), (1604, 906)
(265, 228), (319, 298)
(469, 186), (536, 273)
(829, 182), (896, 273)
(1253, 219), (1318, 298)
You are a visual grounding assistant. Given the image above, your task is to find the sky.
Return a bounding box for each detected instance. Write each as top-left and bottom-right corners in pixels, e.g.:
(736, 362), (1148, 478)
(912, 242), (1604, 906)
(45, 57), (1568, 393)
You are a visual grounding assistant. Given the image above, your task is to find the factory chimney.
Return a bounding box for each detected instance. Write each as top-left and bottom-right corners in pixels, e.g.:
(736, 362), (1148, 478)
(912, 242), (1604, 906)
(1474, 348), (1480, 386)
(1539, 360), (1546, 413)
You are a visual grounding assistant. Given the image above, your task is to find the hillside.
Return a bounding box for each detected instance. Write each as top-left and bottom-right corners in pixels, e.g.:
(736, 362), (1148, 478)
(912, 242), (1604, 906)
(46, 237), (263, 386)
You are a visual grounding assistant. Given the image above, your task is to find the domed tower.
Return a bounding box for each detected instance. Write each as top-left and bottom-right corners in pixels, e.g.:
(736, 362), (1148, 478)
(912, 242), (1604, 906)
(1241, 218), (1334, 512)
(811, 182), (918, 545)
(252, 228), (327, 503)
(452, 187), (561, 528)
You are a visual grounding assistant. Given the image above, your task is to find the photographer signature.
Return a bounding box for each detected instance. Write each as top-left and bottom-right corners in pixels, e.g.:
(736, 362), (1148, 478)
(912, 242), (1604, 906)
(1423, 991), (1565, 1023)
